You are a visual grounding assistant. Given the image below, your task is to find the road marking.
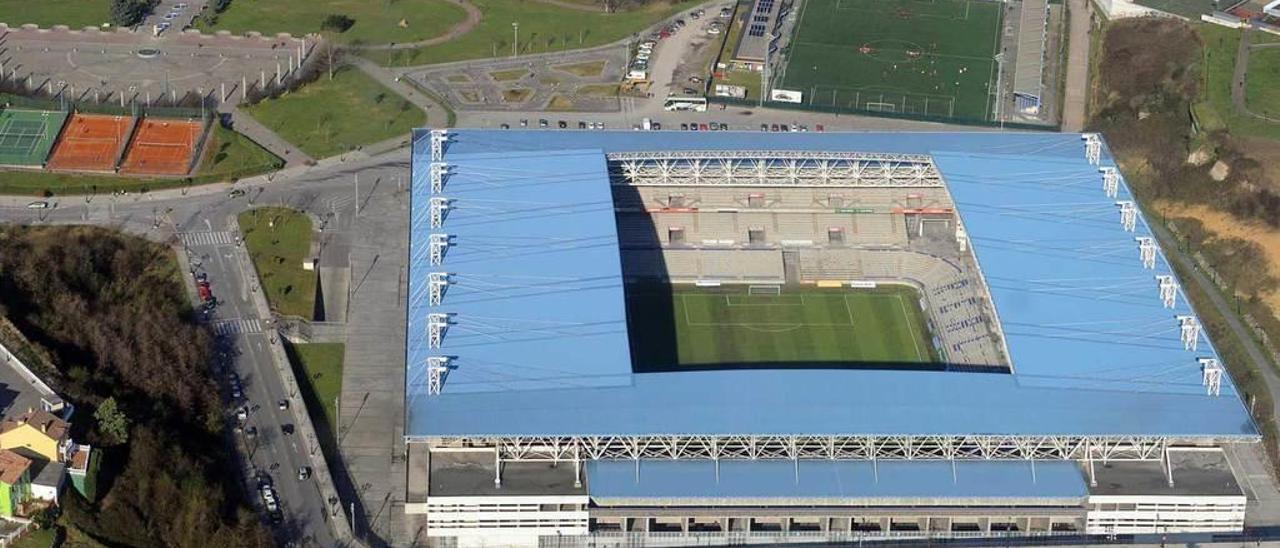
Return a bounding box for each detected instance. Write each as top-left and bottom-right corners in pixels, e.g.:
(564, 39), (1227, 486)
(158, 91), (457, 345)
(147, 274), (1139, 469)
(180, 230), (236, 247)
(213, 318), (263, 336)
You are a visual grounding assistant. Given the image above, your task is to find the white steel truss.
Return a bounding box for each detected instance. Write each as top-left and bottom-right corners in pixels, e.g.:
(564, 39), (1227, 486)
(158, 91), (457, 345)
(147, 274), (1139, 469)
(427, 356), (452, 395)
(606, 150), (943, 187)
(428, 272), (449, 306)
(429, 197), (450, 229)
(417, 434), (1251, 462)
(1156, 275), (1178, 308)
(1178, 315), (1200, 352)
(1101, 167), (1120, 198)
(1200, 358), (1223, 397)
(1083, 134), (1102, 166)
(429, 162), (449, 194)
(1137, 237), (1157, 269)
(427, 313), (451, 348)
(429, 129), (449, 162)
(1116, 201), (1137, 232)
(429, 234), (450, 266)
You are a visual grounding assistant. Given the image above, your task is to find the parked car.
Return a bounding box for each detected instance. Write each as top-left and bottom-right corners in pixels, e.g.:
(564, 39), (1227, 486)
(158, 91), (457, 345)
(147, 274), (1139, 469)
(651, 122), (662, 130)
(538, 119), (549, 128)
(699, 123), (709, 131)
(499, 123), (510, 129)
(228, 189), (245, 198)
(244, 426), (258, 438)
(770, 123), (780, 131)
(278, 399), (289, 410)
(760, 123), (769, 131)
(257, 472), (273, 489)
(235, 407), (248, 422)
(578, 121), (587, 129)
(281, 424), (295, 436)
(558, 120), (568, 129)
(297, 467), (312, 481)
(26, 201), (48, 209)
(680, 123), (689, 130)
(816, 123), (825, 132)
(519, 119), (528, 127)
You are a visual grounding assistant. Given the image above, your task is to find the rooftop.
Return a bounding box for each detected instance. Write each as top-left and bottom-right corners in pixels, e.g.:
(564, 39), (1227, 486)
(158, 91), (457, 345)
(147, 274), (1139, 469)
(1, 408), (69, 442)
(0, 449), (31, 485)
(406, 130), (1256, 440)
(1090, 449), (1243, 497)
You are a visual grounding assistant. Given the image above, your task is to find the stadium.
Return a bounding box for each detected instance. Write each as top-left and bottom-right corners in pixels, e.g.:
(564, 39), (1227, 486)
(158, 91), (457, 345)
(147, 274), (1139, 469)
(404, 130), (1259, 546)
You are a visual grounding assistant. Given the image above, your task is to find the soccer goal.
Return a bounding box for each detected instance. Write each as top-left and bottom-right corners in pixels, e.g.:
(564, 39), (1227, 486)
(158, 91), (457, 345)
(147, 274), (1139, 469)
(748, 284), (783, 295)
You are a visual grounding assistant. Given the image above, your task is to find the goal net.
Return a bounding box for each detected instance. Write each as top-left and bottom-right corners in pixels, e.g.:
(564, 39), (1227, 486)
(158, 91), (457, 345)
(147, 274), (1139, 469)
(747, 285), (783, 295)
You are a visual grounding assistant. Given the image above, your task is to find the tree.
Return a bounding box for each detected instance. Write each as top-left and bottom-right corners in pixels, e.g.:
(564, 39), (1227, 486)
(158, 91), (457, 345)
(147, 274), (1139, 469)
(109, 0), (149, 27)
(94, 397), (129, 446)
(320, 14), (356, 33)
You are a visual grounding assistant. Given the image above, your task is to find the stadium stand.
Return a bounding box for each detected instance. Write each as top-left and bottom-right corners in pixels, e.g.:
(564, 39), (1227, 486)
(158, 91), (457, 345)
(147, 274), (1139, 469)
(407, 130), (1259, 547)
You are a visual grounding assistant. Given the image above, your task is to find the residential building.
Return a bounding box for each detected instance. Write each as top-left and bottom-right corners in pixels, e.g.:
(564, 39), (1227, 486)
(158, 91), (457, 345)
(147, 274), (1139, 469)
(0, 450), (32, 518)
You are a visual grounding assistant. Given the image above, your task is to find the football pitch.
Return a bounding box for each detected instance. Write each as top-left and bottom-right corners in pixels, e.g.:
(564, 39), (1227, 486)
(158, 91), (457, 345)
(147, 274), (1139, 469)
(777, 0), (1003, 120)
(627, 284), (938, 371)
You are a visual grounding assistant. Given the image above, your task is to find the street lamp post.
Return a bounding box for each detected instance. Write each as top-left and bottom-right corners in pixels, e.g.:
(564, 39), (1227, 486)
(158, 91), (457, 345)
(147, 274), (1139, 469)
(512, 22), (519, 58)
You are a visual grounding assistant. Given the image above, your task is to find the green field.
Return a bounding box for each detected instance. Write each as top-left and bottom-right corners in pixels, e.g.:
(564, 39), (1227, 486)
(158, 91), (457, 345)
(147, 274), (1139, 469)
(196, 125), (284, 182)
(1246, 47), (1280, 121)
(0, 0), (109, 28)
(284, 342), (344, 440)
(202, 0), (467, 45)
(1198, 25), (1280, 140)
(627, 284), (937, 370)
(239, 207), (316, 319)
(365, 0), (692, 66)
(0, 109), (66, 166)
(244, 67), (425, 158)
(778, 0), (1002, 120)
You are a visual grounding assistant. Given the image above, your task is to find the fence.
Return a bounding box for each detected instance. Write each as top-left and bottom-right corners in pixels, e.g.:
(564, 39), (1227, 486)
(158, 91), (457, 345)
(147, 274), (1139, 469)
(706, 95), (1060, 131)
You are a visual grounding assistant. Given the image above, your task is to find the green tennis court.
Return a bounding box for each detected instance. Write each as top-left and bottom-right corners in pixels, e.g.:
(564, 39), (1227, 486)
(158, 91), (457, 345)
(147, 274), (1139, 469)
(0, 109), (67, 166)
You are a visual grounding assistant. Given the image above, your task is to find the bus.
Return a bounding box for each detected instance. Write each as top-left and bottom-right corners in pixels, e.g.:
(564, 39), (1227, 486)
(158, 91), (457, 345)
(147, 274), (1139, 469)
(663, 96), (708, 112)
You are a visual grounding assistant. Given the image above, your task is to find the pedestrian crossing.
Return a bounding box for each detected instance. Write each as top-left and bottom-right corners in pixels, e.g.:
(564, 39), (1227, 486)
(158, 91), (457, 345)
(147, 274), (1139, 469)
(180, 231), (237, 247)
(213, 318), (262, 336)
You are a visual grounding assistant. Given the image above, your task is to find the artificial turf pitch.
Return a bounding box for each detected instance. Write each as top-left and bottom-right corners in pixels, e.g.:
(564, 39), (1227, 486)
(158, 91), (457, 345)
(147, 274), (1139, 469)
(778, 0), (1003, 120)
(627, 284), (937, 371)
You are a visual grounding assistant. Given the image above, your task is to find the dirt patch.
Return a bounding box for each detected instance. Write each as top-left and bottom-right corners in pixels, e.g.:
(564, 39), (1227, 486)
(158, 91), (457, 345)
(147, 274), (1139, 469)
(502, 88), (534, 102)
(553, 60), (607, 77)
(490, 68), (529, 82)
(547, 95), (575, 110)
(1234, 136), (1280, 191)
(1159, 200), (1280, 311)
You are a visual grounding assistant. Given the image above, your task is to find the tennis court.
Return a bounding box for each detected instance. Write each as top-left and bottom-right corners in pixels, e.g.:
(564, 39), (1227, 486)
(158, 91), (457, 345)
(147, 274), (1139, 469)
(119, 118), (204, 176)
(0, 108), (67, 167)
(46, 113), (133, 172)
(777, 0), (1003, 120)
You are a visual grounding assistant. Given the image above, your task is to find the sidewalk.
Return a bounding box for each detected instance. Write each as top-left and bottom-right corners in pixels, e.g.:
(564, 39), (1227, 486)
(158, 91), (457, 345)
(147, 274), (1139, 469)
(222, 107), (316, 168)
(350, 56), (453, 127)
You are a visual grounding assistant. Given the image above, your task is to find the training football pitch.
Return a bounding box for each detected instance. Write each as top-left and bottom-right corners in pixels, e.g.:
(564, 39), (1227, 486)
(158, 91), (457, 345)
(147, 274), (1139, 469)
(777, 0), (1003, 120)
(627, 284), (938, 371)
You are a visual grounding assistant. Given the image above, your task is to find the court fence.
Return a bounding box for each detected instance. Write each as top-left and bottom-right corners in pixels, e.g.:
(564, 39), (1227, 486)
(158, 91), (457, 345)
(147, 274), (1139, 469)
(705, 95), (1059, 131)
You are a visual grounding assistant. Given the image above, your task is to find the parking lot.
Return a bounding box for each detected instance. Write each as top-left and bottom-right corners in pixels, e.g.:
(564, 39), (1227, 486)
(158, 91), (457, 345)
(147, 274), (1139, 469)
(0, 24), (311, 106)
(405, 45), (630, 112)
(141, 0), (207, 36)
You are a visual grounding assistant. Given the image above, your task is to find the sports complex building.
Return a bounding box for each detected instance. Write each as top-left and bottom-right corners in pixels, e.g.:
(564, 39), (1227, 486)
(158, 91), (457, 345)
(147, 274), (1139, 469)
(404, 130), (1259, 546)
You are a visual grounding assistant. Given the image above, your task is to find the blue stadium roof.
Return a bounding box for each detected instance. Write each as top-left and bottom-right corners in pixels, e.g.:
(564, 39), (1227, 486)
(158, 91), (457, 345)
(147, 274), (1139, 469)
(406, 130), (1257, 440)
(587, 459), (1087, 502)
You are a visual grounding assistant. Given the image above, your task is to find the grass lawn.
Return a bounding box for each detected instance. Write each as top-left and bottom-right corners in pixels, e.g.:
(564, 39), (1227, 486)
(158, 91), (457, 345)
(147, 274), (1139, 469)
(196, 125), (283, 182)
(626, 284), (936, 371)
(1246, 47), (1280, 120)
(0, 0), (109, 28)
(202, 0), (466, 45)
(554, 60), (607, 77)
(1199, 24), (1280, 140)
(779, 0), (1001, 120)
(81, 446), (101, 502)
(238, 208), (316, 319)
(244, 67), (425, 158)
(10, 527), (56, 548)
(489, 68), (529, 81)
(365, 0), (692, 66)
(283, 342), (344, 441)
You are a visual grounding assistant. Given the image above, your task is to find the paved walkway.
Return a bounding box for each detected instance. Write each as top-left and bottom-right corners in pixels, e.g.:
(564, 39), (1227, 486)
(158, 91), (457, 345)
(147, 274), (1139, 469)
(1060, 0), (1091, 132)
(1234, 28), (1280, 124)
(222, 107), (316, 168)
(348, 0), (482, 51)
(350, 56), (454, 126)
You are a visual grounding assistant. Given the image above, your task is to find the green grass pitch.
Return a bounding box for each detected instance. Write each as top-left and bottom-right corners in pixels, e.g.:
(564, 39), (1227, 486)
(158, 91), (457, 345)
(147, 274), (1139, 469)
(627, 284), (938, 371)
(778, 0), (1003, 121)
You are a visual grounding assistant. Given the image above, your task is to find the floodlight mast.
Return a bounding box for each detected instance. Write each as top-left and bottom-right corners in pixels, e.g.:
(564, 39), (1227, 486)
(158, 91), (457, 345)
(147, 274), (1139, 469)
(428, 272), (449, 305)
(427, 356), (452, 395)
(1116, 201), (1137, 232)
(429, 234), (450, 266)
(429, 129), (449, 162)
(429, 197), (450, 229)
(1136, 237), (1156, 269)
(427, 313), (451, 349)
(429, 162), (450, 194)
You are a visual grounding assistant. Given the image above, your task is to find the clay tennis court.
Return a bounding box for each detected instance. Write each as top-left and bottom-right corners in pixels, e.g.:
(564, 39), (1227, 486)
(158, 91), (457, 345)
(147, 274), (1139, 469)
(119, 118), (204, 176)
(46, 113), (131, 172)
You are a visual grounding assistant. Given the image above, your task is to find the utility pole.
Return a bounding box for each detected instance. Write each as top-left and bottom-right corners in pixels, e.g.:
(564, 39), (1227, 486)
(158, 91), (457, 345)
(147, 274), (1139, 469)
(354, 174), (360, 218)
(512, 22), (519, 58)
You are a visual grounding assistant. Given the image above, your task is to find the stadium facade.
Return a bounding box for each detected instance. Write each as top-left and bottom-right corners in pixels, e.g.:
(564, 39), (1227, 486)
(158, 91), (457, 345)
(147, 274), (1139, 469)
(404, 130), (1258, 547)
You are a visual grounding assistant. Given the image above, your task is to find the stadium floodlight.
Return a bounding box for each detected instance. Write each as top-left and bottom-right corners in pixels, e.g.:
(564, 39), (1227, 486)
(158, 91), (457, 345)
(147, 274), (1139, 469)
(1199, 358), (1223, 397)
(1082, 133), (1102, 166)
(1156, 275), (1178, 308)
(429, 129), (450, 162)
(427, 313), (451, 349)
(429, 197), (451, 229)
(427, 356), (452, 395)
(1100, 167), (1120, 198)
(1136, 237), (1157, 269)
(429, 233), (450, 266)
(428, 272), (450, 306)
(1116, 201), (1137, 232)
(429, 162), (450, 194)
(1178, 315), (1200, 352)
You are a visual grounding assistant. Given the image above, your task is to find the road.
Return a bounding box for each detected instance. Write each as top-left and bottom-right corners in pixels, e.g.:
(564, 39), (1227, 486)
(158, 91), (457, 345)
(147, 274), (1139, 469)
(1060, 0), (1091, 132)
